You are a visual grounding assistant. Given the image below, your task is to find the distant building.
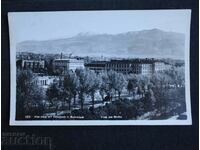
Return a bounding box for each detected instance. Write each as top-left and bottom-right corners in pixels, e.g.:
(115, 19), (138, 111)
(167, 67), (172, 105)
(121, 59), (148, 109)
(105, 60), (131, 74)
(85, 59), (172, 75)
(140, 64), (153, 75)
(16, 52), (32, 60)
(84, 61), (107, 72)
(53, 58), (84, 74)
(67, 59), (85, 71)
(34, 76), (60, 89)
(107, 59), (156, 75)
(21, 60), (45, 71)
(153, 62), (171, 73)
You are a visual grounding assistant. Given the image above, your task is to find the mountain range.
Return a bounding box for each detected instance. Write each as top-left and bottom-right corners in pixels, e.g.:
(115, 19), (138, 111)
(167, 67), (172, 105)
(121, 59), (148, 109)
(16, 29), (185, 59)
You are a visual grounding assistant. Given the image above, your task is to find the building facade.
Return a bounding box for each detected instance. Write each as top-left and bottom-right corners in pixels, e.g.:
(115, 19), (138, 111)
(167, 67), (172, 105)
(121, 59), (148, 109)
(106, 59), (156, 75)
(84, 61), (107, 72)
(85, 59), (172, 75)
(153, 62), (171, 72)
(21, 60), (45, 71)
(68, 59), (85, 71)
(34, 76), (60, 89)
(53, 58), (84, 74)
(140, 64), (153, 75)
(105, 60), (131, 74)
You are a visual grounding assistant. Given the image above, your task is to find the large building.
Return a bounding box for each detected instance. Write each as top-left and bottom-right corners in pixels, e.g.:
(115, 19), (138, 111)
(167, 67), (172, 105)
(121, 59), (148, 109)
(85, 59), (172, 75)
(53, 58), (84, 74)
(84, 61), (107, 72)
(105, 60), (131, 74)
(106, 59), (156, 75)
(20, 60), (45, 71)
(153, 62), (171, 72)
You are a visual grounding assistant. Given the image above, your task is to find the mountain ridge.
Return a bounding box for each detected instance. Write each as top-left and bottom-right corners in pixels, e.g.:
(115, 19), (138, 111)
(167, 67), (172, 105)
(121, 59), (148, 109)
(17, 29), (185, 59)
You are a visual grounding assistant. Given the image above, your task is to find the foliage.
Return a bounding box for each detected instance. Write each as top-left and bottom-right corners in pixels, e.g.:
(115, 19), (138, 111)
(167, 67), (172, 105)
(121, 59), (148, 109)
(127, 80), (133, 94)
(16, 69), (44, 119)
(107, 71), (127, 99)
(46, 83), (59, 103)
(62, 71), (80, 110)
(99, 72), (110, 100)
(87, 71), (101, 110)
(75, 69), (93, 110)
(17, 64), (186, 120)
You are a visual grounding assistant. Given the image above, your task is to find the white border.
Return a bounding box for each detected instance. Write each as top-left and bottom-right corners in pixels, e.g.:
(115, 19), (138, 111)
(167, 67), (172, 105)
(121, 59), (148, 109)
(8, 10), (192, 126)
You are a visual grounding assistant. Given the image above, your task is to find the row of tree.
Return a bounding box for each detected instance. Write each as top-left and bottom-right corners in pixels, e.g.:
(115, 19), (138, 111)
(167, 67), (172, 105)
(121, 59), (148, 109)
(16, 66), (185, 119)
(46, 67), (185, 111)
(46, 69), (127, 112)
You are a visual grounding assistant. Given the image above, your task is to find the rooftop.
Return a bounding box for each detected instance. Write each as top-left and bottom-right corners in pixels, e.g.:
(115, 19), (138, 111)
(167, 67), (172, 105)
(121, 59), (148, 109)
(54, 58), (84, 62)
(85, 61), (109, 65)
(109, 58), (163, 64)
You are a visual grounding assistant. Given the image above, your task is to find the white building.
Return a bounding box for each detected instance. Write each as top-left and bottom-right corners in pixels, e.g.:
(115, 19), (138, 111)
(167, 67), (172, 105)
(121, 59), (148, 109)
(34, 76), (60, 89)
(141, 64), (153, 75)
(154, 62), (171, 72)
(68, 59), (85, 71)
(53, 58), (84, 74)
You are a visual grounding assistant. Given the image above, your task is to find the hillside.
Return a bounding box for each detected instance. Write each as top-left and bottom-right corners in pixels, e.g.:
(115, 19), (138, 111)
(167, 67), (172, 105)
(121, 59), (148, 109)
(17, 29), (185, 59)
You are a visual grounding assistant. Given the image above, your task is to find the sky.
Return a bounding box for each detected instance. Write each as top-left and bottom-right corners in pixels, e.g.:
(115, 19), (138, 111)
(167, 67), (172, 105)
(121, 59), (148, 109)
(8, 10), (191, 46)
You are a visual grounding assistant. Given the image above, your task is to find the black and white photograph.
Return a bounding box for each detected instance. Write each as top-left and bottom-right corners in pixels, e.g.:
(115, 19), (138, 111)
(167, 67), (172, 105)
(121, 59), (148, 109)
(8, 10), (192, 125)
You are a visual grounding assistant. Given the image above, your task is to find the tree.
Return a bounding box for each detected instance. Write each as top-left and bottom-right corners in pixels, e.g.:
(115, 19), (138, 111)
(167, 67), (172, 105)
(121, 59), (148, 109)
(70, 73), (80, 106)
(107, 71), (118, 100)
(127, 74), (139, 97)
(115, 73), (127, 99)
(63, 73), (73, 111)
(46, 83), (59, 105)
(150, 73), (169, 112)
(127, 80), (133, 95)
(99, 72), (110, 101)
(75, 69), (91, 111)
(59, 86), (71, 110)
(87, 71), (100, 110)
(107, 71), (126, 100)
(165, 66), (185, 88)
(136, 75), (149, 98)
(16, 69), (44, 119)
(46, 59), (54, 75)
(54, 67), (64, 75)
(62, 72), (80, 111)
(143, 88), (156, 111)
(176, 67), (185, 87)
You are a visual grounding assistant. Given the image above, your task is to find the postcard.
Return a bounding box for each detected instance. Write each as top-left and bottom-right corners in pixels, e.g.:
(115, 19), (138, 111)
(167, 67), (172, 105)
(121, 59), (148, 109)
(8, 10), (192, 125)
